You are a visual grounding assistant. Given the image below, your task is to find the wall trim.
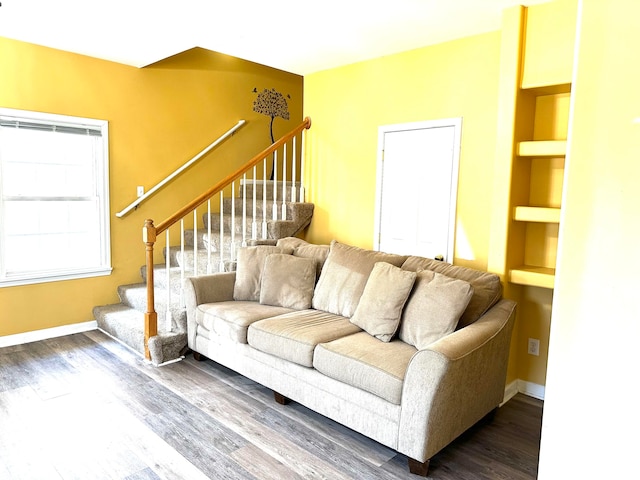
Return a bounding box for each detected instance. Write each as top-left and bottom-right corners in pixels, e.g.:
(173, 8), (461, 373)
(503, 379), (545, 404)
(517, 379), (545, 400)
(0, 321), (97, 348)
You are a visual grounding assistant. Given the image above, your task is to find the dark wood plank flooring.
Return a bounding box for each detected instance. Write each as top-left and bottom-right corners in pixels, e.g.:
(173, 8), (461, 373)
(0, 331), (542, 479)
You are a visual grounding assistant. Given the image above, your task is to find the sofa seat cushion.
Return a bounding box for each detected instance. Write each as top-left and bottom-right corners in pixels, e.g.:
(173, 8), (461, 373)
(401, 256), (503, 328)
(313, 332), (417, 405)
(247, 310), (361, 367)
(196, 301), (295, 344)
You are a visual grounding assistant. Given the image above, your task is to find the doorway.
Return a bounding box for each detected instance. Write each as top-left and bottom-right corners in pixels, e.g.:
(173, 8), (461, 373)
(374, 118), (462, 262)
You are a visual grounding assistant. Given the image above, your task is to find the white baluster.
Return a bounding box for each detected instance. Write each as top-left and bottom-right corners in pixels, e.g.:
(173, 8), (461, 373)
(193, 209), (198, 276)
(252, 166), (257, 240)
(231, 182), (236, 262)
(219, 191), (225, 272)
(300, 129), (306, 202)
(282, 143), (287, 220)
(272, 151), (278, 221)
(180, 219), (185, 305)
(242, 174), (247, 247)
(207, 199), (212, 274)
(292, 136), (297, 203)
(262, 158), (267, 238)
(165, 229), (172, 331)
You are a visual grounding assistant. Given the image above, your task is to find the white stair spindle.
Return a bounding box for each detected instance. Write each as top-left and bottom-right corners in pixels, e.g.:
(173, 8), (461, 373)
(292, 136), (297, 203)
(193, 209), (198, 276)
(272, 151), (278, 221)
(207, 199), (212, 274)
(300, 129), (306, 202)
(242, 174), (247, 247)
(282, 143), (287, 219)
(180, 219), (185, 305)
(219, 191), (225, 272)
(165, 229), (172, 331)
(252, 166), (257, 240)
(231, 182), (236, 261)
(262, 158), (267, 238)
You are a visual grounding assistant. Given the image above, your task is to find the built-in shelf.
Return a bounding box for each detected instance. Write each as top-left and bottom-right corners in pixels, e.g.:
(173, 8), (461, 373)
(513, 206), (561, 223)
(518, 140), (567, 157)
(521, 82), (572, 95)
(510, 266), (555, 289)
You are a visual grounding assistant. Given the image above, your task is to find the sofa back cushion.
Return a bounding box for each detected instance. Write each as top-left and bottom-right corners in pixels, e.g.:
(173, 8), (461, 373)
(233, 246), (293, 301)
(276, 237), (330, 279)
(399, 270), (474, 349)
(312, 241), (408, 318)
(401, 256), (502, 328)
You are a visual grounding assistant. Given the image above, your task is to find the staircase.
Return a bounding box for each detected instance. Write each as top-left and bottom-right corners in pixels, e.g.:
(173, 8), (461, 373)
(93, 118), (313, 365)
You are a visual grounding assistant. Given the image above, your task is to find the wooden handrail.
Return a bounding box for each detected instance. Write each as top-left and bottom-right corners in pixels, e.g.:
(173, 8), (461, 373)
(155, 116), (311, 235)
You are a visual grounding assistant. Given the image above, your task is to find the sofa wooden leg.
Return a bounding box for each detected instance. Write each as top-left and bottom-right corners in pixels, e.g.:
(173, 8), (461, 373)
(479, 406), (499, 425)
(192, 351), (206, 361)
(408, 458), (430, 477)
(273, 391), (291, 405)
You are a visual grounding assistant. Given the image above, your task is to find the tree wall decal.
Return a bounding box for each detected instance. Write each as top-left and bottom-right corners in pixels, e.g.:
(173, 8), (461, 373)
(253, 88), (290, 143)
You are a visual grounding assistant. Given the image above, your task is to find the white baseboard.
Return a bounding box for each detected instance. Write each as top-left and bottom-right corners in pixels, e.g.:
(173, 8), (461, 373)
(0, 321), (97, 348)
(503, 379), (545, 403)
(517, 380), (545, 400)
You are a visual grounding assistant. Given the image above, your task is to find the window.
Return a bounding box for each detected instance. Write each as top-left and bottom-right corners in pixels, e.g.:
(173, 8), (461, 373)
(0, 108), (111, 287)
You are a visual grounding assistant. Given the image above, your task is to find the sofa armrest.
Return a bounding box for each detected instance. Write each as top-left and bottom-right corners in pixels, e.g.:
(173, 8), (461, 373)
(183, 272), (236, 348)
(397, 298), (516, 462)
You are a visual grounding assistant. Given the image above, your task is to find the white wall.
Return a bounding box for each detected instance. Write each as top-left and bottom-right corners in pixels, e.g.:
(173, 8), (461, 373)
(538, 0), (640, 477)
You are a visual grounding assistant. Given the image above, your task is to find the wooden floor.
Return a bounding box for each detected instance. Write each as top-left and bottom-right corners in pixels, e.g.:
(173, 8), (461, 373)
(0, 331), (542, 479)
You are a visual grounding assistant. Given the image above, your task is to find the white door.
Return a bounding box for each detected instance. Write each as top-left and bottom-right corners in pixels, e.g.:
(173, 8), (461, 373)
(374, 118), (461, 262)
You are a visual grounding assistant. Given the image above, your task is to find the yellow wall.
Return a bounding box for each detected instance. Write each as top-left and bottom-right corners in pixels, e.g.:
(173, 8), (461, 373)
(304, 1), (578, 390)
(539, 0), (640, 476)
(0, 38), (302, 337)
(304, 31), (501, 270)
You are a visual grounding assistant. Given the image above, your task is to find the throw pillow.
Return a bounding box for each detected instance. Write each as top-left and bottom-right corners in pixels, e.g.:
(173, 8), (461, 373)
(399, 270), (474, 349)
(233, 246), (293, 301)
(312, 240), (408, 318)
(350, 262), (417, 342)
(260, 254), (317, 309)
(401, 256), (502, 328)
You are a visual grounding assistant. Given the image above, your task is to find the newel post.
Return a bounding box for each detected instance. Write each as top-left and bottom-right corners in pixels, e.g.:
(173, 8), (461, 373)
(142, 219), (158, 360)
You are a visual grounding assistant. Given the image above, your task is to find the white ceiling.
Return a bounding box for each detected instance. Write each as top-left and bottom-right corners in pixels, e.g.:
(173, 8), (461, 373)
(0, 0), (549, 75)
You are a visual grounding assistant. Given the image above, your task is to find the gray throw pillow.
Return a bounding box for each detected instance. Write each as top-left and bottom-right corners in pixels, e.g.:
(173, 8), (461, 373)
(350, 262), (417, 342)
(399, 270), (474, 349)
(233, 246), (293, 301)
(260, 254), (316, 309)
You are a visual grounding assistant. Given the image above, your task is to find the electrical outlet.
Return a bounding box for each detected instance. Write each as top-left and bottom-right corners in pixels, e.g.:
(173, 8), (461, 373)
(528, 338), (540, 356)
(137, 186), (144, 197)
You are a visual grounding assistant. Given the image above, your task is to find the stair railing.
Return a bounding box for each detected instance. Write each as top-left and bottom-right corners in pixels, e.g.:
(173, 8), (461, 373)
(141, 117), (311, 360)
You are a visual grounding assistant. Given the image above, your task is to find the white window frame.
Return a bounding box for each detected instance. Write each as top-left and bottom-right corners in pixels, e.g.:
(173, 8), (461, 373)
(0, 108), (112, 287)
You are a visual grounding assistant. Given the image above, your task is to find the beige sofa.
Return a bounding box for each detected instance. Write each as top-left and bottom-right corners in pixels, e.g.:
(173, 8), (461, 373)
(184, 238), (516, 477)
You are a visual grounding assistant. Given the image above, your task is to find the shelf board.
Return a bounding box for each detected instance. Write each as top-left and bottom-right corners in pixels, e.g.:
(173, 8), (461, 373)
(518, 140), (567, 157)
(513, 206), (561, 223)
(510, 266), (555, 289)
(521, 82), (572, 95)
